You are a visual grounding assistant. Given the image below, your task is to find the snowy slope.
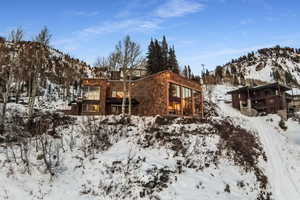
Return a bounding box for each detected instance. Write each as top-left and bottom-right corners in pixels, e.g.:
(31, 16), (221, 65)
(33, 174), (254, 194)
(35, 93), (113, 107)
(211, 85), (300, 200)
(0, 106), (269, 200)
(1, 85), (300, 199)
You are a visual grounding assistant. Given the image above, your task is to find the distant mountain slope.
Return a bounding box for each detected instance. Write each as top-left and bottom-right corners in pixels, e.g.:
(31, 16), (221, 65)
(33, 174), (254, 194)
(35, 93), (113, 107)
(208, 46), (300, 86)
(0, 40), (93, 101)
(1, 40), (92, 83)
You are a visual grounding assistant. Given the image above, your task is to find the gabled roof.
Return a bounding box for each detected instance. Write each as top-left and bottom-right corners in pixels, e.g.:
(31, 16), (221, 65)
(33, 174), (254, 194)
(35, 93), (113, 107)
(227, 86), (250, 94)
(227, 82), (291, 94)
(286, 88), (300, 96)
(252, 82), (291, 91)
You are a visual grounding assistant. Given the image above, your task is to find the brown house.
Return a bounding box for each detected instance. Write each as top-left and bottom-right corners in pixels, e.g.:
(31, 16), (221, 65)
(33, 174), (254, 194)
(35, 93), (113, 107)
(66, 70), (204, 117)
(288, 88), (300, 113)
(227, 83), (292, 118)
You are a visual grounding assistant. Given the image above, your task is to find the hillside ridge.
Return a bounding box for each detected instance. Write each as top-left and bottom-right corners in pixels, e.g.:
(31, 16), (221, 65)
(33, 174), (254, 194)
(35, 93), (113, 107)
(206, 46), (300, 87)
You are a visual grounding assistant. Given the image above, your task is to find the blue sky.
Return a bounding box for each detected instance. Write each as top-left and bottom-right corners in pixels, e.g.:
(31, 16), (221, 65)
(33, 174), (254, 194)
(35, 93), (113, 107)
(1, 0), (300, 74)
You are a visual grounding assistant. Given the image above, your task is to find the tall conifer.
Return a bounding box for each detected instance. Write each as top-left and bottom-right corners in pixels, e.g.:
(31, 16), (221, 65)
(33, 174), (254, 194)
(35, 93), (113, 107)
(161, 36), (168, 68)
(146, 39), (155, 74)
(146, 36), (179, 74)
(167, 46), (179, 73)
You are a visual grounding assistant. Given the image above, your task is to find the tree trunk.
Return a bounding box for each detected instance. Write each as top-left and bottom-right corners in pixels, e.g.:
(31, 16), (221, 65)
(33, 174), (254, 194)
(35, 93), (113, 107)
(128, 71), (132, 116)
(28, 74), (38, 119)
(121, 71), (127, 115)
(1, 66), (13, 130)
(16, 80), (21, 103)
(1, 93), (8, 130)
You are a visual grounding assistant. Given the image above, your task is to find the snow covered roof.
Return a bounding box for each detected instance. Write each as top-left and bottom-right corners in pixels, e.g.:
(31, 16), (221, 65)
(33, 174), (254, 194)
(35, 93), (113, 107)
(286, 88), (300, 96)
(252, 82), (291, 91)
(227, 82), (291, 94)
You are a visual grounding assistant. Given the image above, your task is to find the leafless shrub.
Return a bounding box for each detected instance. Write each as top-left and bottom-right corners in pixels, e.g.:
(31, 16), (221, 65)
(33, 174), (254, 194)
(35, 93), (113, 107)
(224, 184), (230, 193)
(38, 134), (62, 177)
(135, 116), (271, 199)
(18, 138), (31, 174)
(1, 188), (9, 200)
(0, 110), (70, 177)
(80, 116), (128, 158)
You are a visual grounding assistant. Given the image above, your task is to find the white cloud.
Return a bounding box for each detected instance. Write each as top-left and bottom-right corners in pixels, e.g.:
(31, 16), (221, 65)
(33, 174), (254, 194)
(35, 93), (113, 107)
(67, 10), (99, 17)
(53, 18), (161, 53)
(80, 19), (161, 35)
(240, 18), (254, 25)
(155, 0), (204, 18)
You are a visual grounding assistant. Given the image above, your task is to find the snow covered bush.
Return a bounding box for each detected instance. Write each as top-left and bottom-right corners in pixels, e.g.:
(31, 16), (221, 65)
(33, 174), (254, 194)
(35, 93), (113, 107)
(279, 119), (287, 131)
(0, 104), (275, 200)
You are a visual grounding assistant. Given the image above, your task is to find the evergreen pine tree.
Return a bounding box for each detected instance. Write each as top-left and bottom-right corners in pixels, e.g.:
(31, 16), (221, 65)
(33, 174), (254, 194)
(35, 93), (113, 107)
(146, 39), (155, 74)
(146, 36), (179, 74)
(183, 65), (188, 77)
(187, 65), (191, 79)
(154, 39), (163, 73)
(167, 46), (179, 73)
(161, 36), (168, 69)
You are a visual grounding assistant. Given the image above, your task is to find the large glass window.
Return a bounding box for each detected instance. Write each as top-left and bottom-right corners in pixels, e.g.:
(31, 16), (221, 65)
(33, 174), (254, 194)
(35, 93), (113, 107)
(193, 91), (202, 115)
(82, 86), (100, 100)
(169, 83), (181, 98)
(168, 83), (202, 116)
(168, 83), (181, 115)
(82, 104), (100, 112)
(183, 87), (193, 115)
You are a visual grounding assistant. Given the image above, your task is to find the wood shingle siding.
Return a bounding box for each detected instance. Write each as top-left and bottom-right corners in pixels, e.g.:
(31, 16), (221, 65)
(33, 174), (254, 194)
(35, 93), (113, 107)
(65, 70), (204, 117)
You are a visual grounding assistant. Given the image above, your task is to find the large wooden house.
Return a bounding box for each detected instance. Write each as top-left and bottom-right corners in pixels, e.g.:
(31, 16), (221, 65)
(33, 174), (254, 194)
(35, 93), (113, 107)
(66, 70), (204, 117)
(227, 83), (292, 118)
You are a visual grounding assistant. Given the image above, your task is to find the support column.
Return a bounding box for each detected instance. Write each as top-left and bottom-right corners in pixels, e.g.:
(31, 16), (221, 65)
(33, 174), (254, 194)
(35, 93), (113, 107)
(247, 89), (251, 112)
(180, 86), (183, 115)
(247, 98), (252, 112)
(192, 90), (195, 115)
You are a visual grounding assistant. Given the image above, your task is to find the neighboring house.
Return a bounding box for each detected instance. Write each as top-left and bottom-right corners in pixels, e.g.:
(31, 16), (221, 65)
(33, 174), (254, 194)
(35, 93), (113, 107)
(93, 67), (147, 80)
(65, 70), (204, 117)
(119, 67), (148, 80)
(227, 83), (292, 119)
(288, 88), (300, 112)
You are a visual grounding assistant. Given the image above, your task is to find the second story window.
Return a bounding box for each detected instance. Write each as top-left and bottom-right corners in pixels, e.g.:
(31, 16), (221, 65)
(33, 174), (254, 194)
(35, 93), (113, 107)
(82, 86), (100, 100)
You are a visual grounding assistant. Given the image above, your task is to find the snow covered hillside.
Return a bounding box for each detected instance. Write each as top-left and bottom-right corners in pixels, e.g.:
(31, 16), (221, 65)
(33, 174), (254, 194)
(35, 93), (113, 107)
(0, 40), (93, 105)
(0, 85), (300, 200)
(210, 46), (300, 86)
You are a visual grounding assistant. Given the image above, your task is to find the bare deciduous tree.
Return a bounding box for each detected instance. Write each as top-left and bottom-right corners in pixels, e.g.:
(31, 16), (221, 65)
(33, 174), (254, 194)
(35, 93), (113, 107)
(0, 41), (18, 131)
(8, 27), (23, 43)
(25, 42), (52, 119)
(111, 36), (143, 115)
(34, 26), (52, 46)
(94, 57), (109, 69)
